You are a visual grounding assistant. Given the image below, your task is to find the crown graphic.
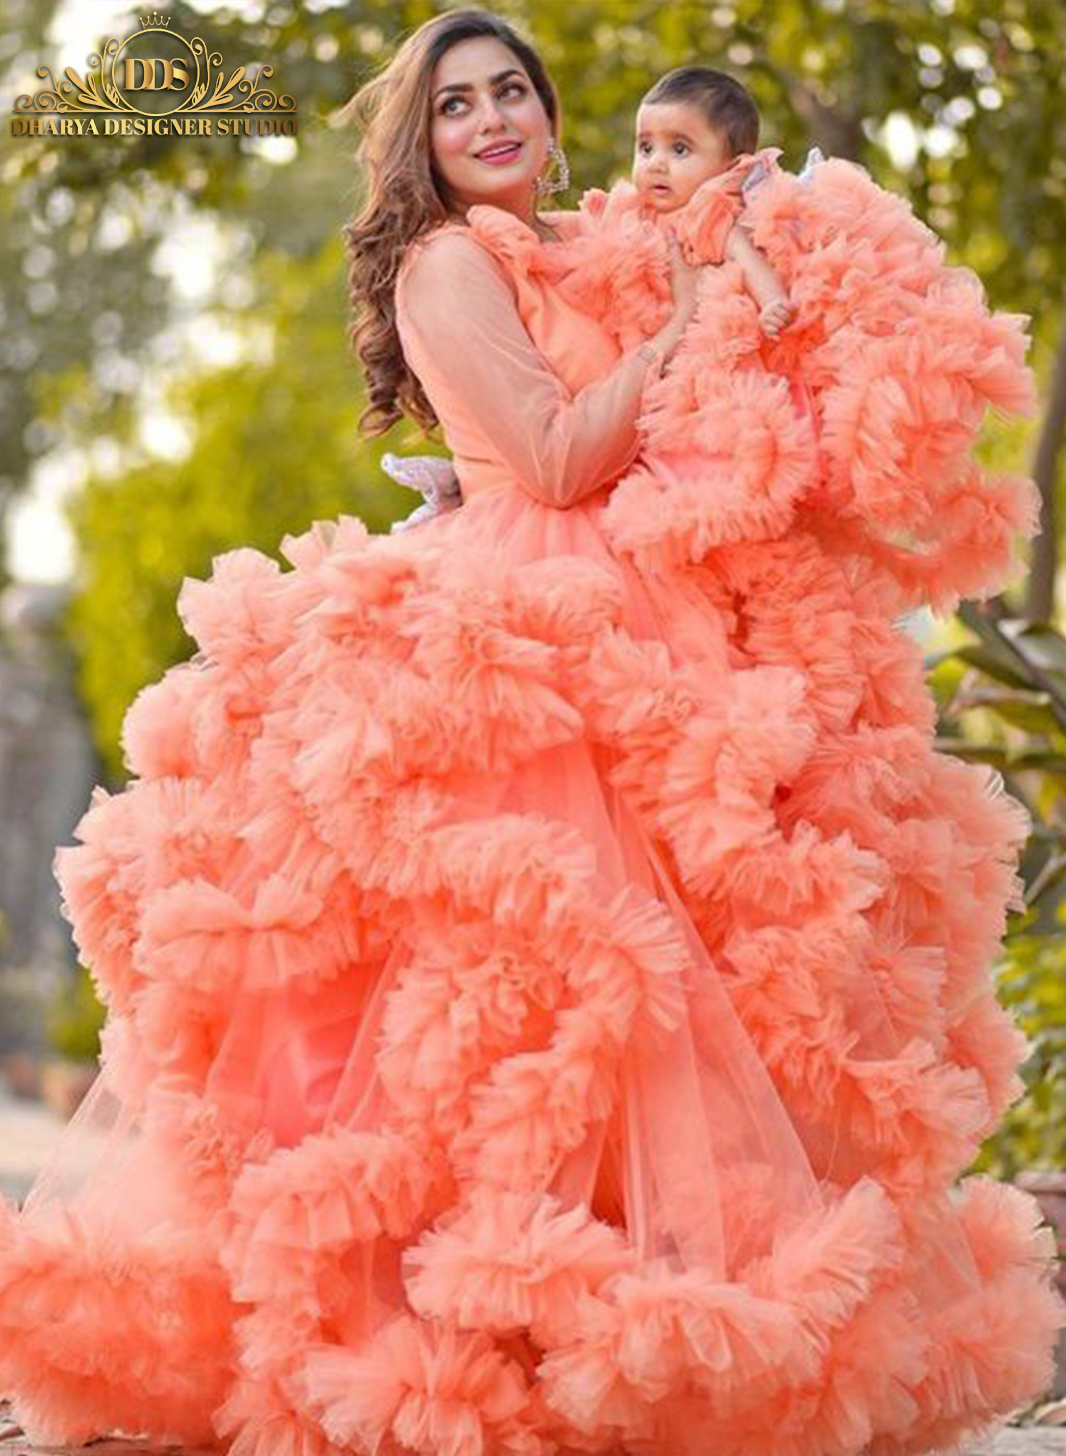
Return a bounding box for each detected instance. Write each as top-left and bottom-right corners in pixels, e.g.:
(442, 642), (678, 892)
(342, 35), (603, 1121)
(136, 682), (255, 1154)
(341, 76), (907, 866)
(140, 10), (171, 26)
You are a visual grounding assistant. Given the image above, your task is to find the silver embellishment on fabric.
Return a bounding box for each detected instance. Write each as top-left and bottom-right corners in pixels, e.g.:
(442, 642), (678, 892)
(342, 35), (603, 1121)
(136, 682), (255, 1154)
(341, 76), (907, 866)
(383, 453), (463, 534)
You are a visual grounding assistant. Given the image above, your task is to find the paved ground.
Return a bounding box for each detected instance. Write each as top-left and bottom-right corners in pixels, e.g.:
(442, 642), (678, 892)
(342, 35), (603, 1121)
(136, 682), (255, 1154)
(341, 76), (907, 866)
(0, 1423), (1064, 1455)
(1, 1402), (1064, 1456)
(0, 1427), (215, 1454)
(0, 1085), (67, 1205)
(980, 1437), (1066, 1456)
(0, 1429), (212, 1455)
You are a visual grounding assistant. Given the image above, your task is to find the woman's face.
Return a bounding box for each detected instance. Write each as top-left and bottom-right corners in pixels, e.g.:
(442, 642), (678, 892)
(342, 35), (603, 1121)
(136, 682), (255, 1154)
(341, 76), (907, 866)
(429, 36), (552, 219)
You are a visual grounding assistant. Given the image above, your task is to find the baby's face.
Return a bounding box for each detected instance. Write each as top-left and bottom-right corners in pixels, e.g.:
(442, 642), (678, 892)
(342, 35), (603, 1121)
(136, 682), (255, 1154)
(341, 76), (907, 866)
(632, 99), (734, 213)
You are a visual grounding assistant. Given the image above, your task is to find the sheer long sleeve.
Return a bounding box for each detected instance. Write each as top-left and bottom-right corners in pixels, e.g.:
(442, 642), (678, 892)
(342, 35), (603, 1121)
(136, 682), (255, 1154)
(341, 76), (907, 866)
(395, 230), (662, 509)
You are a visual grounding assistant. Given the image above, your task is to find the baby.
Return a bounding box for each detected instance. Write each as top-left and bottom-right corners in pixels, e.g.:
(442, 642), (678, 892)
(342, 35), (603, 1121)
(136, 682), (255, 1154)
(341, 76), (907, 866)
(389, 66), (796, 534)
(633, 65), (794, 338)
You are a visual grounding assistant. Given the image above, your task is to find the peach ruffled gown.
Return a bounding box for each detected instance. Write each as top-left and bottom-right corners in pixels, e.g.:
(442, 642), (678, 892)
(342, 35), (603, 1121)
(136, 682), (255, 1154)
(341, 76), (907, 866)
(0, 168), (1062, 1456)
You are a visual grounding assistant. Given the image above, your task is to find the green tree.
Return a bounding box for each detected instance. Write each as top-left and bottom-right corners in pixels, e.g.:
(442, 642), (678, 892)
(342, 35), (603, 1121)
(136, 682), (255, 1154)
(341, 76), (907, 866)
(929, 605), (1066, 1175)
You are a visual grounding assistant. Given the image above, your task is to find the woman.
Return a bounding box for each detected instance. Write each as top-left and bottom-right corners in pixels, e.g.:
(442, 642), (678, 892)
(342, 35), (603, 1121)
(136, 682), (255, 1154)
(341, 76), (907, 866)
(0, 12), (1061, 1456)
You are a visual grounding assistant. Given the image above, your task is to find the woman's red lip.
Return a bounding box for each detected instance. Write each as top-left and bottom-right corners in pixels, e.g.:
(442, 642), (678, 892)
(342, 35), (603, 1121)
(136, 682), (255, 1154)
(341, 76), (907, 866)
(476, 142), (522, 162)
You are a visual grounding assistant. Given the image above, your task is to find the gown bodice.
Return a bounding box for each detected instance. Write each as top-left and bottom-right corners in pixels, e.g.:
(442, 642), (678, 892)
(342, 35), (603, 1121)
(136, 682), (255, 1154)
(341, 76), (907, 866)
(394, 207), (652, 507)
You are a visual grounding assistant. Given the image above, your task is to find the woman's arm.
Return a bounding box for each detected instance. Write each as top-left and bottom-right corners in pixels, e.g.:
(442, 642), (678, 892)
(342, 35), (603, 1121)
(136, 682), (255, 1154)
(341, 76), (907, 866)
(396, 230), (694, 509)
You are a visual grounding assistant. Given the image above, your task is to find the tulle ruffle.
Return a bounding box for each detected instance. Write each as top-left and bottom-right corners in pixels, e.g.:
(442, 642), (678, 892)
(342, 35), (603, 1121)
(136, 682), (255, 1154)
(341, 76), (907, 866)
(553, 158), (1039, 614)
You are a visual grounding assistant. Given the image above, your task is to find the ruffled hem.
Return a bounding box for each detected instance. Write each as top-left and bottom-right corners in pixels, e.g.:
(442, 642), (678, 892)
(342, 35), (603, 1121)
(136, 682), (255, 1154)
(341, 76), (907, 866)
(0, 1195), (233, 1448)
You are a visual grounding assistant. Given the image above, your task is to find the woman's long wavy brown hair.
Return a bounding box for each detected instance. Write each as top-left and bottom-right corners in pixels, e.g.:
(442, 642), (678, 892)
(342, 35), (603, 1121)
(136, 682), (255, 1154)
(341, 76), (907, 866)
(342, 10), (560, 437)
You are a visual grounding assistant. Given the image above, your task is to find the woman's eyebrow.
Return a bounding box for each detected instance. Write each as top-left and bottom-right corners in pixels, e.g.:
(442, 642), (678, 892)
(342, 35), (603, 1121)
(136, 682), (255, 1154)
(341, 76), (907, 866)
(433, 68), (524, 99)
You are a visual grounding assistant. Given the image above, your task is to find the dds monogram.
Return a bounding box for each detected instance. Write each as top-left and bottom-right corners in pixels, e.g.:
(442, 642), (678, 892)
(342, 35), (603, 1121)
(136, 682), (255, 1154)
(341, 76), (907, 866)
(119, 57), (190, 90)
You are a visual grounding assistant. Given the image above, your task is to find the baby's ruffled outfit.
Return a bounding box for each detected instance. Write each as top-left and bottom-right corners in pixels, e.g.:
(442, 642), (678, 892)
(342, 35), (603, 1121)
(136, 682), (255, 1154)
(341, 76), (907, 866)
(0, 154), (1060, 1456)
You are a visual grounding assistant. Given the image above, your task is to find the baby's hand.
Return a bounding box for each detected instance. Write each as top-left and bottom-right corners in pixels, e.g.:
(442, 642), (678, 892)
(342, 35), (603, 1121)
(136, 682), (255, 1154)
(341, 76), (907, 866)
(759, 297), (794, 338)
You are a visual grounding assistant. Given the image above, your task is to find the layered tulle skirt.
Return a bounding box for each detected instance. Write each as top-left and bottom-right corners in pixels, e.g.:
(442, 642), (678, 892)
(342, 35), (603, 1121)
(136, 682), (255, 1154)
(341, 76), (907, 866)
(0, 481), (1061, 1456)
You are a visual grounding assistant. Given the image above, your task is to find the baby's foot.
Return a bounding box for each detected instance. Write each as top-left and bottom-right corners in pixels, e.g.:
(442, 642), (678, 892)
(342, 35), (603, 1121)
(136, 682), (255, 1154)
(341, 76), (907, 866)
(759, 297), (795, 337)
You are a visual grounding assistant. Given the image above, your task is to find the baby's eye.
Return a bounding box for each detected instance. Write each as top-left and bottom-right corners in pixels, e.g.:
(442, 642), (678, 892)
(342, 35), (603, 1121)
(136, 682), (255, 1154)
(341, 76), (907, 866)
(636, 140), (652, 155)
(672, 142), (690, 156)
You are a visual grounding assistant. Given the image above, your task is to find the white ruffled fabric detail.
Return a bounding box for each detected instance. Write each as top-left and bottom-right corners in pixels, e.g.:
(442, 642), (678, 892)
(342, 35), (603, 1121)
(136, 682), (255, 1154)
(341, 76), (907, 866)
(384, 454), (463, 534)
(796, 145), (826, 185)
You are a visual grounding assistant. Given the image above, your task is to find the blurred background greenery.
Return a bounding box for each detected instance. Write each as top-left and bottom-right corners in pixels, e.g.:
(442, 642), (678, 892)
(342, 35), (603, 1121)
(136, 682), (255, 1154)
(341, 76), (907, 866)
(1, 0), (1064, 1172)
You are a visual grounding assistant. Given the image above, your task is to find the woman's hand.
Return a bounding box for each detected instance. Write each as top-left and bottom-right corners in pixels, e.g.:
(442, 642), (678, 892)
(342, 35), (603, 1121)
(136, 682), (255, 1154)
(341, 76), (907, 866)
(643, 233), (703, 372)
(665, 231), (702, 328)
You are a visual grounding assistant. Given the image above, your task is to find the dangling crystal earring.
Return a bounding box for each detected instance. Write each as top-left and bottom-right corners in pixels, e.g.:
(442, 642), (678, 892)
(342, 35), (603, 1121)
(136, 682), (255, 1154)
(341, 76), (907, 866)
(534, 137), (571, 196)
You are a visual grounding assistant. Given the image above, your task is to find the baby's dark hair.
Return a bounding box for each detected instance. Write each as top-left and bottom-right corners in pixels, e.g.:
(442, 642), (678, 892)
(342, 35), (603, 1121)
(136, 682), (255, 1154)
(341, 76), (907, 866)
(642, 66), (759, 158)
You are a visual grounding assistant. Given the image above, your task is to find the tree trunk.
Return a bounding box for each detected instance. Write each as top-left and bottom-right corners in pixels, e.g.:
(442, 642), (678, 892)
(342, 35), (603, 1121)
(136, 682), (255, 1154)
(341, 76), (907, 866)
(786, 82), (865, 163)
(1025, 294), (1066, 623)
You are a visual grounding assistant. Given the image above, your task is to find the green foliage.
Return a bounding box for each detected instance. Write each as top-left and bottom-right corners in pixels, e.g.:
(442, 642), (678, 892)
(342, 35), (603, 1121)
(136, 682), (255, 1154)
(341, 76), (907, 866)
(932, 605), (1066, 851)
(976, 927), (1066, 1178)
(932, 604), (1066, 1173)
(45, 965), (106, 1064)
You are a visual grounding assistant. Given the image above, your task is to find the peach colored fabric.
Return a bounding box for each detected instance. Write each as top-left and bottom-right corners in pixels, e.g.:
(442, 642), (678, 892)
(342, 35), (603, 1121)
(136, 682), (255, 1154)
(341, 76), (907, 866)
(395, 221), (659, 508)
(0, 163), (1061, 1456)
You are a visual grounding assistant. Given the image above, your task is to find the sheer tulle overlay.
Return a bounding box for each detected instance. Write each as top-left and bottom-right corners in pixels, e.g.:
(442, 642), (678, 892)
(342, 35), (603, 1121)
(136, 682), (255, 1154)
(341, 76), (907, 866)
(0, 155), (1062, 1456)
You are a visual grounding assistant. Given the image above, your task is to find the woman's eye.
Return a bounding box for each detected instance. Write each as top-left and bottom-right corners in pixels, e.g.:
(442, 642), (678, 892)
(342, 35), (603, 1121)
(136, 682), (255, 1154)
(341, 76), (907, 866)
(440, 96), (465, 116)
(499, 81), (526, 100)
